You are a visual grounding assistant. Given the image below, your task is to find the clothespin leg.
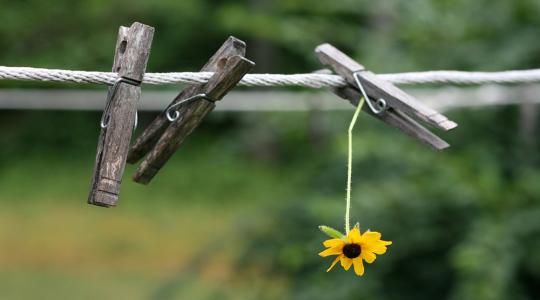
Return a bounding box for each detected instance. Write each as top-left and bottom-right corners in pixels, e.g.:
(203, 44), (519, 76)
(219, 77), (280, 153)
(335, 86), (450, 150)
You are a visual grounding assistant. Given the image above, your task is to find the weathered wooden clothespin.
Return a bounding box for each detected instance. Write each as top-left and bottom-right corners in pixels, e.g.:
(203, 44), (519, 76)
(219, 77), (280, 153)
(315, 44), (458, 150)
(88, 22), (154, 207)
(127, 37), (254, 184)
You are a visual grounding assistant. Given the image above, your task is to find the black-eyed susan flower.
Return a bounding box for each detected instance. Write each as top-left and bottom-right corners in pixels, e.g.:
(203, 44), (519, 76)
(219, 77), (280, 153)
(318, 98), (391, 276)
(319, 226), (392, 276)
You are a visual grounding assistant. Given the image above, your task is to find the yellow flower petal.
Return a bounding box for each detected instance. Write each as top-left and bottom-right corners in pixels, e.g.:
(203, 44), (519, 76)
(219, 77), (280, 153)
(353, 257), (365, 276)
(326, 255), (341, 272)
(363, 239), (392, 255)
(361, 251), (376, 263)
(319, 246), (343, 257)
(348, 227), (362, 244)
(340, 256), (353, 270)
(363, 245), (388, 255)
(323, 238), (345, 248)
(361, 231), (382, 242)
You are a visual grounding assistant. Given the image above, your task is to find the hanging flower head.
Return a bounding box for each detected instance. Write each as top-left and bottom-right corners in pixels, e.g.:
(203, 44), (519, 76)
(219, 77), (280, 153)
(319, 225), (392, 276)
(317, 97), (391, 276)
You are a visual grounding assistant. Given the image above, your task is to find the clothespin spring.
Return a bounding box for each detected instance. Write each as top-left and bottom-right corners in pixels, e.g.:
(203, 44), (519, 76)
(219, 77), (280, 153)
(353, 71), (387, 114)
(165, 93), (215, 122)
(100, 77), (142, 129)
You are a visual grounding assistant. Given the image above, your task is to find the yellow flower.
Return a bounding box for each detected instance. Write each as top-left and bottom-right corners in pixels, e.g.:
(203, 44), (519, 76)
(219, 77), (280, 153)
(319, 227), (392, 276)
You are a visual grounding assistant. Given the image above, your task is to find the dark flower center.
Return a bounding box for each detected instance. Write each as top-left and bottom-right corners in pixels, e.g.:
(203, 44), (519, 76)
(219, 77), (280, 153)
(343, 243), (361, 258)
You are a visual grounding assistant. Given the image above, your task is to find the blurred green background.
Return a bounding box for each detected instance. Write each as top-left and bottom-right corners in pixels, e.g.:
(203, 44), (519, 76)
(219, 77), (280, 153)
(1, 0), (540, 299)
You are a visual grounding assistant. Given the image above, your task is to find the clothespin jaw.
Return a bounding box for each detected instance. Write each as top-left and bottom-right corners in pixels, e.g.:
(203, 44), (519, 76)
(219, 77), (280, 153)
(129, 38), (255, 184)
(315, 43), (457, 150)
(334, 86), (451, 149)
(88, 22), (154, 207)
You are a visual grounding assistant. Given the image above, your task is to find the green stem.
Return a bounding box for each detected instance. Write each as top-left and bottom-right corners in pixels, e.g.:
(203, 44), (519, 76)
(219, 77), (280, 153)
(345, 98), (365, 234)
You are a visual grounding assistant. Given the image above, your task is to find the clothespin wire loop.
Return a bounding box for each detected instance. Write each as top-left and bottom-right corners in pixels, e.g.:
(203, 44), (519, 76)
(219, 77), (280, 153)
(353, 71), (388, 114)
(100, 77), (142, 129)
(165, 93), (215, 122)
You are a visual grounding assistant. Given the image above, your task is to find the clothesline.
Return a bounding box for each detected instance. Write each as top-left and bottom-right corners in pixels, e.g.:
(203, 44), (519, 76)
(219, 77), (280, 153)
(2, 66), (540, 88)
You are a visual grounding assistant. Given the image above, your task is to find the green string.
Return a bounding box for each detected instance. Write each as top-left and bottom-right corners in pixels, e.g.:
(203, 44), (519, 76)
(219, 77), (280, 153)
(345, 97), (365, 234)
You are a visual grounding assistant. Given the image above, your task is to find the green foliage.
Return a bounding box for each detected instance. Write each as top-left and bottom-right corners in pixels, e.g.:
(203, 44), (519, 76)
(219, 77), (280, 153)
(1, 0), (539, 75)
(230, 109), (540, 300)
(0, 1), (540, 299)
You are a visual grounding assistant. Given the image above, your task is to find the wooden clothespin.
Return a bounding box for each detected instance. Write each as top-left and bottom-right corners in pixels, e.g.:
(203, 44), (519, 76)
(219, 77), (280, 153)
(88, 22), (154, 207)
(127, 37), (254, 184)
(315, 44), (457, 150)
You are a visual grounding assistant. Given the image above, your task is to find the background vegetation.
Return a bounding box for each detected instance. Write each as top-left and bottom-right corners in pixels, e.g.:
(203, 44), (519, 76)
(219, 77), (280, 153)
(0, 0), (539, 299)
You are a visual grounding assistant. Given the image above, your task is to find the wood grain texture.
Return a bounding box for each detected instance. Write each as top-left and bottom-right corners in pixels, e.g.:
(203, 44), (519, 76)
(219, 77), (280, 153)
(88, 22), (154, 207)
(118, 23), (154, 81)
(132, 55), (255, 184)
(87, 26), (129, 207)
(334, 86), (450, 150)
(127, 37), (246, 164)
(315, 43), (457, 131)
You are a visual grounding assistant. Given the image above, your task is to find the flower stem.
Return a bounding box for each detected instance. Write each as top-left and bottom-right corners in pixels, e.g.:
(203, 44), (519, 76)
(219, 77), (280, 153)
(345, 98), (365, 234)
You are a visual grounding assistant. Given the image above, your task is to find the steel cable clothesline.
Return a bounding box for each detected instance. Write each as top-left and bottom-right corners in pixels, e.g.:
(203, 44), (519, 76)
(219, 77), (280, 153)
(1, 66), (540, 88)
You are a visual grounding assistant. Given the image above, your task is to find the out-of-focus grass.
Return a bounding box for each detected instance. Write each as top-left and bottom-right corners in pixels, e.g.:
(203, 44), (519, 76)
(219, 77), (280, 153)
(0, 111), (312, 299)
(0, 155), (294, 299)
